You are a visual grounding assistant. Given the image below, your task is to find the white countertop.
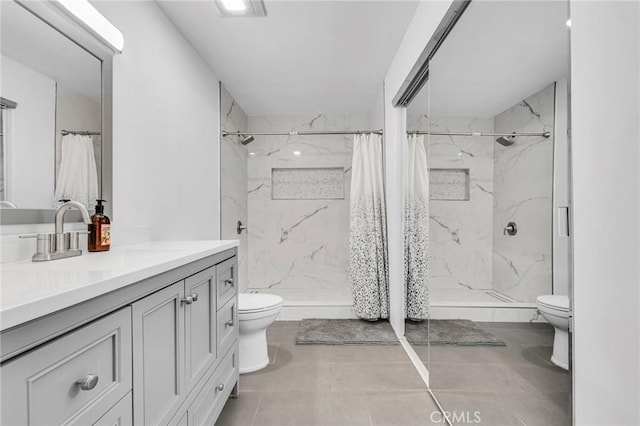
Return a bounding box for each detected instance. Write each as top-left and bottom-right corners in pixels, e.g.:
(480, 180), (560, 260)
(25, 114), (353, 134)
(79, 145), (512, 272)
(0, 240), (238, 331)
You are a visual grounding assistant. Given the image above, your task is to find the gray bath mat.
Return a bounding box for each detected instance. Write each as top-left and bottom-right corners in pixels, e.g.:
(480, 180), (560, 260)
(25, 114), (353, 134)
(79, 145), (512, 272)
(296, 319), (399, 345)
(406, 319), (506, 346)
(295, 318), (505, 346)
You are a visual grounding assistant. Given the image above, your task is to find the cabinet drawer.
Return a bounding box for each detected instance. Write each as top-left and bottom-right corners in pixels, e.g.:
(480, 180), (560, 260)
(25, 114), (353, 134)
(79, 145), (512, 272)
(93, 392), (132, 426)
(1, 307), (132, 426)
(217, 297), (237, 356)
(216, 257), (237, 308)
(189, 346), (238, 426)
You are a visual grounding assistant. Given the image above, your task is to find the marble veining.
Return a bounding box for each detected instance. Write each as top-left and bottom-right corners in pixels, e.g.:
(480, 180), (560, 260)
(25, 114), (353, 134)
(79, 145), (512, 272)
(492, 83), (554, 302)
(407, 83), (555, 303)
(247, 114), (367, 296)
(407, 114), (495, 292)
(220, 84), (249, 293)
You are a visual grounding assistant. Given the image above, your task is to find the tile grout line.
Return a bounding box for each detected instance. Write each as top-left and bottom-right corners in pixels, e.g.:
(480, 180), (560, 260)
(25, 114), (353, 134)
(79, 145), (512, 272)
(249, 394), (263, 426)
(399, 337), (453, 426)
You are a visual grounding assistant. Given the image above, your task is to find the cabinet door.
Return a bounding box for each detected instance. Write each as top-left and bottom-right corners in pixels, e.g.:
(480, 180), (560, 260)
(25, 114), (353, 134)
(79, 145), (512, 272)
(184, 266), (217, 390)
(132, 281), (184, 426)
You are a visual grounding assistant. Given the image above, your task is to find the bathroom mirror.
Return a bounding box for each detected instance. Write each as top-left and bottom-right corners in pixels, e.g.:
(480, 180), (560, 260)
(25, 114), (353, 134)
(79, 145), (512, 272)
(0, 0), (116, 224)
(401, 0), (572, 422)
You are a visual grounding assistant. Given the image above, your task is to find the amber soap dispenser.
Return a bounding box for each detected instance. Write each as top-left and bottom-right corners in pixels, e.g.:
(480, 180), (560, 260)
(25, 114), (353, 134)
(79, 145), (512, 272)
(88, 199), (111, 252)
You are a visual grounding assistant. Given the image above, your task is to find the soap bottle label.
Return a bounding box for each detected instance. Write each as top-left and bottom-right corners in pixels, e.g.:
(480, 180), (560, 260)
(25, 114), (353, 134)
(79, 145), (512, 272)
(100, 224), (111, 247)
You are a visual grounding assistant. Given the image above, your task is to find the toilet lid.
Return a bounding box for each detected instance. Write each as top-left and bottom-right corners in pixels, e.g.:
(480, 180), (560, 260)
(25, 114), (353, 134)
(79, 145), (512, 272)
(239, 293), (283, 313)
(537, 295), (570, 311)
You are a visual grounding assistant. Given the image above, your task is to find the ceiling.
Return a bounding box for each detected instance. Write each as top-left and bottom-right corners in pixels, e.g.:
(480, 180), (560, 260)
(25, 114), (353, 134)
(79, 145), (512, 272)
(157, 0), (419, 116)
(411, 0), (570, 118)
(1, 1), (101, 99)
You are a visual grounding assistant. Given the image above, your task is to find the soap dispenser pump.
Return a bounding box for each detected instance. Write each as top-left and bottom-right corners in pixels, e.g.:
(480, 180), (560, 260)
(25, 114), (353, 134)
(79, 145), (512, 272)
(88, 199), (111, 252)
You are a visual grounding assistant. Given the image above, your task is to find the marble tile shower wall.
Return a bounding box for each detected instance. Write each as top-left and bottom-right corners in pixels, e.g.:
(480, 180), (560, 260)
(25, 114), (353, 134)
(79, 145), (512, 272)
(247, 114), (369, 299)
(220, 85), (249, 293)
(407, 114), (496, 291)
(492, 83), (554, 302)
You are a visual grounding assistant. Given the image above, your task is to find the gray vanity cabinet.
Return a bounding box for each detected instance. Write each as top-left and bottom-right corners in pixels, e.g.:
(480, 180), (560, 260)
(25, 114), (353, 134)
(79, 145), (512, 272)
(0, 248), (239, 426)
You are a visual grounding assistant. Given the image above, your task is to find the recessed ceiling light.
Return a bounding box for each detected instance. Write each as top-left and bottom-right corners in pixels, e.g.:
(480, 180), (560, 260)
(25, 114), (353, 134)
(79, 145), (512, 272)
(293, 150), (302, 157)
(214, 0), (267, 17)
(566, 18), (572, 27)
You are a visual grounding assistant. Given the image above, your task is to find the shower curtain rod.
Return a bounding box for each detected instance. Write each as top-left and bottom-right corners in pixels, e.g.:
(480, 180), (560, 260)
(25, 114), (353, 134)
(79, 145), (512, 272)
(222, 130), (383, 137)
(407, 130), (551, 138)
(61, 130), (101, 136)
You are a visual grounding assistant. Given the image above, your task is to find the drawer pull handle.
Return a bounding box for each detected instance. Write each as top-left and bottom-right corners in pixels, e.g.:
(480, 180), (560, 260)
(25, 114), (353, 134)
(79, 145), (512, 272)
(191, 293), (199, 302)
(224, 278), (234, 286)
(216, 383), (224, 392)
(225, 320), (234, 327)
(76, 374), (99, 391)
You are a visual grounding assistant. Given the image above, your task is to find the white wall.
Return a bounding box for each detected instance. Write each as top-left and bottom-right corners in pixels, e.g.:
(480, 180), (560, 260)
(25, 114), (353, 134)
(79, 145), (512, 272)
(1, 55), (56, 209)
(93, 1), (221, 243)
(382, 1), (454, 336)
(570, 1), (640, 425)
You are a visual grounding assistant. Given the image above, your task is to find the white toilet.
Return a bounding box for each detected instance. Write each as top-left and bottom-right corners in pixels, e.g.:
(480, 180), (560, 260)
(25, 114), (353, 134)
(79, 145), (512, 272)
(536, 294), (571, 370)
(238, 293), (283, 374)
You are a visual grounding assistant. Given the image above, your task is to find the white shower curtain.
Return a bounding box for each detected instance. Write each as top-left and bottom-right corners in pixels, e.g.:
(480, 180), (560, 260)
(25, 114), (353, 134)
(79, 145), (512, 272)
(350, 133), (389, 320)
(54, 134), (99, 210)
(405, 134), (430, 320)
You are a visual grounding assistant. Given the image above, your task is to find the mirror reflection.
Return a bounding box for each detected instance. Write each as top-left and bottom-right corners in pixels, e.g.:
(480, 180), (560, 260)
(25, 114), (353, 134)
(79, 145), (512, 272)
(406, 1), (571, 423)
(1, 1), (101, 210)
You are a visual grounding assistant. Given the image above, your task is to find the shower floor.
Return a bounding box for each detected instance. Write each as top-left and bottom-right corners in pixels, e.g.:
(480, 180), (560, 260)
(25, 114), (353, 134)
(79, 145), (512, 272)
(252, 287), (530, 306)
(431, 288), (521, 305)
(250, 287), (538, 321)
(249, 287), (352, 306)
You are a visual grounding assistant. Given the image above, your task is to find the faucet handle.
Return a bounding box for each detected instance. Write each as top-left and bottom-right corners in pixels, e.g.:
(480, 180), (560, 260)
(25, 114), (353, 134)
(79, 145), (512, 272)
(20, 233), (56, 257)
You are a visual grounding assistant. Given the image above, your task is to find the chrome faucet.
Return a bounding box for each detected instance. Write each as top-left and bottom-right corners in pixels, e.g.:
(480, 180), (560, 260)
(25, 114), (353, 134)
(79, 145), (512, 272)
(20, 201), (92, 261)
(55, 201), (92, 251)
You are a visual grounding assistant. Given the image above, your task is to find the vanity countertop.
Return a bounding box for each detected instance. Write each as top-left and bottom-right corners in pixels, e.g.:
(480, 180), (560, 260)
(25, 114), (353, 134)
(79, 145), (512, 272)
(0, 240), (239, 331)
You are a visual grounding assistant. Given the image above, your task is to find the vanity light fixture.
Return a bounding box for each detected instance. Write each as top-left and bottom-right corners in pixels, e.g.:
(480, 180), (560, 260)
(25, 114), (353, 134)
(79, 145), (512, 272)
(214, 0), (267, 17)
(52, 0), (124, 52)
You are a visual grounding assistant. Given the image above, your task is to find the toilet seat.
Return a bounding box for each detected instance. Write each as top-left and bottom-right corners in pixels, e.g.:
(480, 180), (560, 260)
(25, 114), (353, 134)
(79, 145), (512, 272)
(239, 293), (283, 314)
(536, 295), (570, 312)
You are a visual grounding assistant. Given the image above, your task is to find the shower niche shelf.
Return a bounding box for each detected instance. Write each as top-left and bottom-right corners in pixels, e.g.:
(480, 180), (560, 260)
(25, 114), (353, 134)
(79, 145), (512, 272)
(429, 168), (470, 201)
(271, 167), (345, 200)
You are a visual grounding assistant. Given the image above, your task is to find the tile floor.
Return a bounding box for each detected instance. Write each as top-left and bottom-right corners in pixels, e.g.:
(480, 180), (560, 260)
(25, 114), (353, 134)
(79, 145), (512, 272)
(217, 321), (571, 426)
(415, 322), (572, 426)
(216, 321), (440, 426)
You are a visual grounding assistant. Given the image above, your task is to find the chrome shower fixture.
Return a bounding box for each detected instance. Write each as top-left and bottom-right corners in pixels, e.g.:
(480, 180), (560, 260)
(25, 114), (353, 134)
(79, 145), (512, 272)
(241, 135), (255, 145)
(496, 133), (516, 146)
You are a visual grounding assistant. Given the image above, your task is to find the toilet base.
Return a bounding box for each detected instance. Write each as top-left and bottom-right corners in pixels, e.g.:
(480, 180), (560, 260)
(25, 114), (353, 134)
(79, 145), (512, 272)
(239, 328), (269, 374)
(551, 327), (569, 370)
